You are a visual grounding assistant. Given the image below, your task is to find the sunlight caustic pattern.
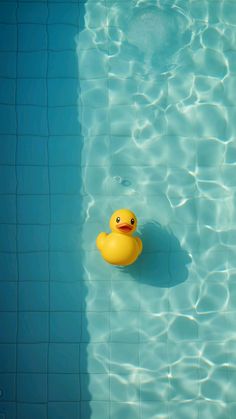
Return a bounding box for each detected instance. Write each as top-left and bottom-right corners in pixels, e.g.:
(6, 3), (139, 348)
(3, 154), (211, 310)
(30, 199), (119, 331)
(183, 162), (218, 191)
(77, 0), (236, 417)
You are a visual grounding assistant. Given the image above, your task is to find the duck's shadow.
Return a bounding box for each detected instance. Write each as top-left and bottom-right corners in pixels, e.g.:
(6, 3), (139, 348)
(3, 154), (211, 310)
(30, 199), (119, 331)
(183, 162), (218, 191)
(118, 221), (191, 288)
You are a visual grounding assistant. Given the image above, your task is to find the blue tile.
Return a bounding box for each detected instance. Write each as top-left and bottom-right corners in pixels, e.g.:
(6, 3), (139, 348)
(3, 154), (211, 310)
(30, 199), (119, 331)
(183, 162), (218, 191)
(17, 373), (47, 402)
(18, 312), (49, 342)
(0, 24), (17, 50)
(0, 105), (16, 134)
(48, 373), (80, 402)
(0, 194), (16, 223)
(0, 52), (16, 78)
(81, 401), (108, 419)
(17, 165), (49, 194)
(48, 3), (79, 24)
(17, 79), (47, 106)
(0, 402), (16, 419)
(0, 225), (16, 252)
(82, 312), (109, 343)
(48, 106), (79, 135)
(50, 225), (81, 252)
(48, 136), (81, 165)
(0, 253), (17, 281)
(17, 403), (47, 419)
(0, 3), (17, 23)
(79, 49), (108, 79)
(50, 166), (81, 194)
(48, 402), (80, 419)
(0, 166), (16, 193)
(48, 78), (78, 107)
(19, 282), (49, 311)
(48, 24), (78, 50)
(17, 225), (49, 252)
(0, 78), (15, 104)
(0, 135), (16, 164)
(17, 195), (50, 224)
(0, 344), (16, 372)
(18, 24), (47, 51)
(48, 51), (78, 78)
(50, 251), (82, 282)
(17, 105), (48, 136)
(17, 3), (48, 23)
(51, 195), (81, 224)
(50, 312), (81, 342)
(17, 136), (48, 165)
(0, 312), (17, 342)
(0, 282), (17, 311)
(18, 51), (47, 78)
(17, 343), (47, 373)
(0, 374), (15, 401)
(48, 343), (80, 373)
(51, 282), (82, 311)
(80, 343), (109, 373)
(18, 252), (49, 282)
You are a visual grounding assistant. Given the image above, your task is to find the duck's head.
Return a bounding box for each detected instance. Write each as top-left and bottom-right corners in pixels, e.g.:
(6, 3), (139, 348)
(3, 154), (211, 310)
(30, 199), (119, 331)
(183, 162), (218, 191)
(109, 209), (137, 236)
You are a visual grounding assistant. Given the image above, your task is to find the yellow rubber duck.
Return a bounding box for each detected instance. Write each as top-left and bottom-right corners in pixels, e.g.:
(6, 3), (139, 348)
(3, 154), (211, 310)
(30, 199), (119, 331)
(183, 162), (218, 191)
(96, 209), (143, 266)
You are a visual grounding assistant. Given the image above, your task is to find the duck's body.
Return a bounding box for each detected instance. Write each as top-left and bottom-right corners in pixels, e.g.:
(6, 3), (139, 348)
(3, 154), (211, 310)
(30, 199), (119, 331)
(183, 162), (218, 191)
(96, 209), (143, 266)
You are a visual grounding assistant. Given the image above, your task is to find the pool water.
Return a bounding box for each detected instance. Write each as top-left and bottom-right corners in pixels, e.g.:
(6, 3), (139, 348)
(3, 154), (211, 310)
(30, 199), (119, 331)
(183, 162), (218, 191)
(0, 0), (236, 418)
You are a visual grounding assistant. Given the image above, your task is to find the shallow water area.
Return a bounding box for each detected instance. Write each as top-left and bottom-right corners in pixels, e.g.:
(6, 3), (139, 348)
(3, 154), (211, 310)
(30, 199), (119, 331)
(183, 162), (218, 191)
(78, 0), (236, 417)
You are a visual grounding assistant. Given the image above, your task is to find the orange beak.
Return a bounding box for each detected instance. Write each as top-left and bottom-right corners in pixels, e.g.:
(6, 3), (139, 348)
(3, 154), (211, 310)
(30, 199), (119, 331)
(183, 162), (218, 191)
(117, 223), (133, 233)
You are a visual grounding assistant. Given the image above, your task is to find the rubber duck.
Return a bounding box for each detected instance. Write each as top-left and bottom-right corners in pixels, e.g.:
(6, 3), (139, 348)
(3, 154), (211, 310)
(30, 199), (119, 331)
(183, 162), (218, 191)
(96, 209), (143, 266)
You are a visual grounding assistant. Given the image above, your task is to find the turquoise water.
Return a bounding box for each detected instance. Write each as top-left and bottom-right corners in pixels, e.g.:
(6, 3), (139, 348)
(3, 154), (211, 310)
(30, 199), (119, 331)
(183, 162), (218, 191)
(0, 0), (236, 418)
(77, 0), (236, 418)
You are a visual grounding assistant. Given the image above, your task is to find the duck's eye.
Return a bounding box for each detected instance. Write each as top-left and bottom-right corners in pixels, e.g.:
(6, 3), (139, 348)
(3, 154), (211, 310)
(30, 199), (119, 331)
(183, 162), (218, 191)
(131, 218), (135, 225)
(116, 217), (120, 223)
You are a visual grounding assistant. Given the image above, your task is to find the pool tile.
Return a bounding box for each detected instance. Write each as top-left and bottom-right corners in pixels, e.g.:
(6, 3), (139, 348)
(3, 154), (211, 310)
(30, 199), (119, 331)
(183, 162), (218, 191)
(19, 252), (49, 282)
(48, 343), (80, 373)
(0, 195), (16, 224)
(17, 195), (50, 224)
(0, 105), (16, 134)
(17, 373), (47, 403)
(80, 342), (109, 373)
(51, 282), (82, 311)
(0, 24), (16, 51)
(80, 373), (109, 401)
(48, 402), (80, 419)
(19, 282), (49, 311)
(18, 24), (47, 51)
(17, 106), (48, 136)
(48, 373), (80, 402)
(0, 225), (16, 252)
(18, 312), (49, 343)
(0, 282), (17, 311)
(48, 78), (78, 107)
(17, 404), (47, 419)
(48, 50), (78, 78)
(0, 313), (17, 343)
(0, 253), (17, 282)
(17, 79), (47, 106)
(82, 312), (109, 343)
(18, 51), (47, 78)
(50, 251), (82, 282)
(17, 225), (49, 252)
(50, 312), (82, 343)
(0, 344), (16, 373)
(17, 343), (48, 373)
(0, 374), (15, 401)
(49, 136), (81, 165)
(17, 2), (47, 23)
(48, 106), (79, 136)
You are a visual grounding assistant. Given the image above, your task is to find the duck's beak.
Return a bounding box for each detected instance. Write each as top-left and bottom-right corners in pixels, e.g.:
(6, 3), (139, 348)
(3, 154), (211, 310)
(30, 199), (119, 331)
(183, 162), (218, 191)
(117, 223), (133, 233)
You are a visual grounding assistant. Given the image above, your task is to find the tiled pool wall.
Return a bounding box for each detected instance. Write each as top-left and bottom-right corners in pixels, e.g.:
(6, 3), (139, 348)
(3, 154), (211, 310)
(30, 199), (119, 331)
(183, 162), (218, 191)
(0, 2), (90, 419)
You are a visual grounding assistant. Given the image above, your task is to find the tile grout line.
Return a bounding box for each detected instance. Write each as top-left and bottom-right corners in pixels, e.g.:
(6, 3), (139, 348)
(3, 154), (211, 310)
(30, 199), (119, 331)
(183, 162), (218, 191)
(45, 1), (51, 417)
